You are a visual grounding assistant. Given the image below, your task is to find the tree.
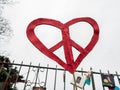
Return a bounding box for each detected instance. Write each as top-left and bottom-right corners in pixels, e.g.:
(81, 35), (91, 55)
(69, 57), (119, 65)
(0, 0), (13, 55)
(0, 16), (12, 41)
(0, 1), (23, 89)
(0, 0), (13, 4)
(0, 0), (13, 42)
(0, 56), (25, 90)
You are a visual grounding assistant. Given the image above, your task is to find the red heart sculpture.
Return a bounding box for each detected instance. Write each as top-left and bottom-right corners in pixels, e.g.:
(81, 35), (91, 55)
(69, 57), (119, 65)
(26, 17), (99, 73)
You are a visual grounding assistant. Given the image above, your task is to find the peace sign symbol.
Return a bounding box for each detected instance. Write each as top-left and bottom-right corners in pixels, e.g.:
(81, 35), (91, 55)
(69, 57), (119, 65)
(26, 17), (99, 73)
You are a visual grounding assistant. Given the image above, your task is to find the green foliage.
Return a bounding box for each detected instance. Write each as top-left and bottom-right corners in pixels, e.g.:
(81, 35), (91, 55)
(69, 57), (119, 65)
(0, 56), (24, 90)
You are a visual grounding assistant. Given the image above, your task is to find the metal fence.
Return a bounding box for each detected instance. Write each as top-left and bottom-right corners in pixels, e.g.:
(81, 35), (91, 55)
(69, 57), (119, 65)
(0, 61), (120, 90)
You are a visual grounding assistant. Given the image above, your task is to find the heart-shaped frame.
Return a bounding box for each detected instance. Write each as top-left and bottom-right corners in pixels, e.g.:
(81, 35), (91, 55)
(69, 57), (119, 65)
(26, 17), (99, 73)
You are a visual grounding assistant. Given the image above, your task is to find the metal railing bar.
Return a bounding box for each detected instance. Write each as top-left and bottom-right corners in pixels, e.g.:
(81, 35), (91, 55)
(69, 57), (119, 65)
(34, 63), (40, 87)
(0, 62), (120, 76)
(100, 70), (105, 90)
(63, 70), (66, 90)
(23, 62), (32, 90)
(116, 71), (120, 85)
(90, 68), (96, 90)
(13, 61), (23, 90)
(54, 65), (57, 90)
(4, 61), (14, 90)
(44, 64), (49, 87)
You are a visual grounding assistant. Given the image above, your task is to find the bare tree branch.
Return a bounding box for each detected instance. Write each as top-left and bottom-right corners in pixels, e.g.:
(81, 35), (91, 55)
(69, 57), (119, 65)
(0, 0), (14, 55)
(0, 16), (13, 40)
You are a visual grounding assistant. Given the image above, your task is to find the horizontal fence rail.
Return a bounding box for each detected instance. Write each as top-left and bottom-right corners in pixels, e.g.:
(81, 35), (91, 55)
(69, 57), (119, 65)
(0, 62), (120, 90)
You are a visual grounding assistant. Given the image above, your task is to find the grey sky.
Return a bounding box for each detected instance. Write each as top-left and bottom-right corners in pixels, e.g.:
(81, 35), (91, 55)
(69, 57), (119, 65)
(1, 0), (120, 89)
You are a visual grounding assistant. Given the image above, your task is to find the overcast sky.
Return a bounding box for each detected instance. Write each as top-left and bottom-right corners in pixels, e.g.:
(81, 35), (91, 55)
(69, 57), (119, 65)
(1, 0), (120, 89)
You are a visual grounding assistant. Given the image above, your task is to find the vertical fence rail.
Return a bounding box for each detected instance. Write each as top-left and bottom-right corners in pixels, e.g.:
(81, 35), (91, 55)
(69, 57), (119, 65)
(23, 62), (32, 90)
(44, 64), (49, 88)
(100, 70), (105, 90)
(90, 68), (96, 90)
(81, 68), (85, 90)
(116, 71), (120, 85)
(54, 66), (57, 90)
(13, 61), (23, 89)
(63, 70), (66, 90)
(4, 61), (14, 90)
(0, 62), (120, 90)
(35, 63), (40, 87)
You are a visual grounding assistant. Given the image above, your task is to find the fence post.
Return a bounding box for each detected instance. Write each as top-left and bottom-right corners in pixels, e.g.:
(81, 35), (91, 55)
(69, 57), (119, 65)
(0, 60), (6, 73)
(90, 67), (96, 90)
(4, 61), (14, 90)
(116, 71), (120, 85)
(63, 70), (66, 90)
(100, 70), (105, 90)
(54, 65), (57, 90)
(23, 62), (32, 90)
(44, 64), (49, 88)
(13, 61), (23, 89)
(81, 68), (85, 90)
(34, 63), (40, 87)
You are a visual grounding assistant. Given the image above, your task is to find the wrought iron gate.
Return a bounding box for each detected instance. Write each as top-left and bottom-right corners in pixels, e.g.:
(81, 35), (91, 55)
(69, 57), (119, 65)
(0, 61), (120, 90)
